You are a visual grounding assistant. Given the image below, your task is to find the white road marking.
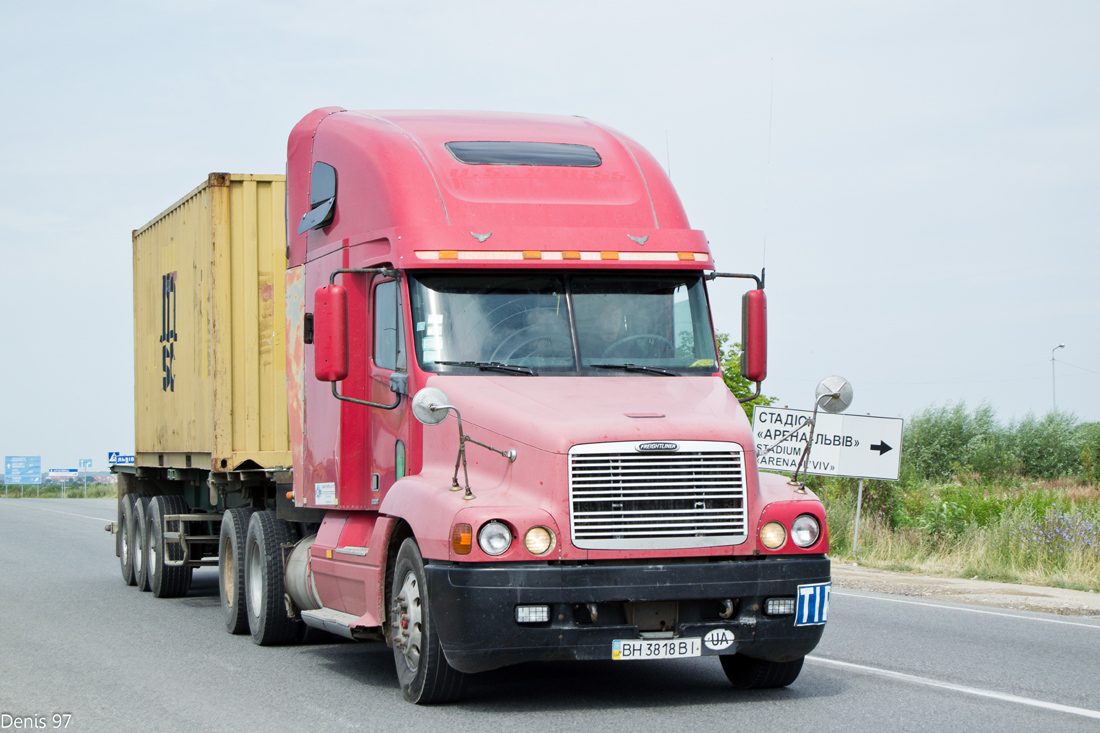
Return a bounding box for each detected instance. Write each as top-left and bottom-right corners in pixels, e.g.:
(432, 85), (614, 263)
(2, 501), (114, 523)
(834, 590), (1100, 630)
(808, 656), (1100, 721)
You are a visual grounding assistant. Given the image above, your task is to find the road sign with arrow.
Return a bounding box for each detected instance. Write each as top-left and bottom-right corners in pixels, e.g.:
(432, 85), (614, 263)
(751, 407), (904, 481)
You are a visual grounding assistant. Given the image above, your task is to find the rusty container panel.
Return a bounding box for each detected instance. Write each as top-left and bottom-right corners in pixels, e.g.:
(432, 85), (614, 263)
(133, 173), (290, 472)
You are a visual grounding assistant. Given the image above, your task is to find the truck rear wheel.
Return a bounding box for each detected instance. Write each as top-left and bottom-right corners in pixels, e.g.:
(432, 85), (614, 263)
(134, 496), (153, 592)
(390, 538), (466, 704)
(148, 495), (193, 598)
(219, 507), (255, 634)
(119, 493), (149, 586)
(244, 510), (300, 645)
(720, 654), (805, 689)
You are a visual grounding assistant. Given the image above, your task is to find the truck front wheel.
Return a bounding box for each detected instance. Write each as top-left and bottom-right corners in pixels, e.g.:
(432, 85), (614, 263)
(720, 654), (805, 689)
(244, 510), (300, 645)
(390, 539), (466, 704)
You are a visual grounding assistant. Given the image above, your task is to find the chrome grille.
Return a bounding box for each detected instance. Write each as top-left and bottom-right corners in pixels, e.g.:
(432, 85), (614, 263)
(569, 441), (747, 550)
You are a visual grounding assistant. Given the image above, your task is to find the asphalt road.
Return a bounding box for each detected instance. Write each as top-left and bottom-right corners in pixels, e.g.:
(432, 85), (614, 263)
(2, 498), (1099, 732)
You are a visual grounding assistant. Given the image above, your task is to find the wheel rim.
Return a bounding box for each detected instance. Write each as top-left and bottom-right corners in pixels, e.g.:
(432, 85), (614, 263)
(247, 538), (262, 614)
(393, 571), (423, 672)
(223, 536), (235, 607)
(120, 518), (130, 567)
(146, 516), (157, 580)
(133, 517), (143, 575)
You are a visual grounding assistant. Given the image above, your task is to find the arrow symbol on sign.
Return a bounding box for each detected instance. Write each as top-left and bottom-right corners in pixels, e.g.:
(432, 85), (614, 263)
(870, 441), (892, 455)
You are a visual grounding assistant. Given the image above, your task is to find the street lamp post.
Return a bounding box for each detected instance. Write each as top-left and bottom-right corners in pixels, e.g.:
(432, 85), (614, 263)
(1051, 343), (1065, 411)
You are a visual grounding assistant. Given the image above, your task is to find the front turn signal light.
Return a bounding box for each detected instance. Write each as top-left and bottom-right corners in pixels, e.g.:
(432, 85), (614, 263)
(760, 521), (787, 550)
(451, 523), (473, 555)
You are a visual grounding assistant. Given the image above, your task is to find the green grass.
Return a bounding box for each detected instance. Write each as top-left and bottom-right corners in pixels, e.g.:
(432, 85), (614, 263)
(1, 483), (118, 499)
(820, 476), (1100, 592)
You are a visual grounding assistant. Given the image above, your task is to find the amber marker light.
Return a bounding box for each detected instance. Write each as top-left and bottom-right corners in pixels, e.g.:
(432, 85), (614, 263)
(452, 523), (473, 555)
(524, 526), (555, 556)
(760, 521), (787, 550)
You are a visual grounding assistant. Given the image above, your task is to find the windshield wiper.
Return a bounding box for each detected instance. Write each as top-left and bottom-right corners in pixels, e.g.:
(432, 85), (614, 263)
(435, 360), (536, 376)
(591, 363), (676, 376)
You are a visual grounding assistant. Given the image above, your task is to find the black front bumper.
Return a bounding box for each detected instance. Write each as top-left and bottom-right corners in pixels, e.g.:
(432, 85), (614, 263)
(425, 555), (830, 673)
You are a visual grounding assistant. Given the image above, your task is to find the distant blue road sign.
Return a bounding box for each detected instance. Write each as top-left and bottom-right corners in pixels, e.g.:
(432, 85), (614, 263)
(108, 453), (135, 466)
(78, 458), (93, 470)
(5, 455), (42, 484)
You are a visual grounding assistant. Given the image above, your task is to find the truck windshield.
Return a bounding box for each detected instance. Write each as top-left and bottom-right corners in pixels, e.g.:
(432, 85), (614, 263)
(408, 272), (718, 375)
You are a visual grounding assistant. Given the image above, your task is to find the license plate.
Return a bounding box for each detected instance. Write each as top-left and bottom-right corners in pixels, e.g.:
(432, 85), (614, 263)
(612, 638), (702, 661)
(795, 581), (831, 626)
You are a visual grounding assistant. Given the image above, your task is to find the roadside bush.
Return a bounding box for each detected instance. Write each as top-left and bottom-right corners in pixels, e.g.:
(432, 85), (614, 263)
(900, 403), (1089, 484)
(1011, 411), (1083, 479)
(1077, 422), (1100, 485)
(902, 402), (1004, 481)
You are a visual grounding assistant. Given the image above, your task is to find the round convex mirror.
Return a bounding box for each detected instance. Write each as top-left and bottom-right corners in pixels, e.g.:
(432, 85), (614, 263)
(411, 387), (451, 425)
(815, 375), (854, 414)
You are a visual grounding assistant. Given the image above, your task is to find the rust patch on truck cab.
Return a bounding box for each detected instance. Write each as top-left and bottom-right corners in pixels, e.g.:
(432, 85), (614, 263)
(285, 265), (307, 503)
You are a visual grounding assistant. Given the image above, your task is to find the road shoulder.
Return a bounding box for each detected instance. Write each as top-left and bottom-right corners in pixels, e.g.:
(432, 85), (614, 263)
(832, 563), (1100, 617)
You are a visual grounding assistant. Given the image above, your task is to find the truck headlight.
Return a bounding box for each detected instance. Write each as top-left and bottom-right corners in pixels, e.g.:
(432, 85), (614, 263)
(791, 515), (821, 548)
(760, 521), (787, 550)
(478, 521), (513, 556)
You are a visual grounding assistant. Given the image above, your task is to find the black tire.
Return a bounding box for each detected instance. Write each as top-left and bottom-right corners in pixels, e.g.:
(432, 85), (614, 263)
(219, 507), (255, 635)
(720, 654), (805, 689)
(118, 493), (148, 586)
(390, 538), (466, 704)
(148, 495), (193, 598)
(133, 496), (153, 592)
(244, 510), (300, 645)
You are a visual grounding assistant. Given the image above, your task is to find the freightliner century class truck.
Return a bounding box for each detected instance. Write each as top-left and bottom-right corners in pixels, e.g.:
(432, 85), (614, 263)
(113, 107), (831, 704)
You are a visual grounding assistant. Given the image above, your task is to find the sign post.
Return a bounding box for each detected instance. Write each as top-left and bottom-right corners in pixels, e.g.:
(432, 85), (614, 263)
(78, 459), (93, 497)
(752, 407), (904, 557)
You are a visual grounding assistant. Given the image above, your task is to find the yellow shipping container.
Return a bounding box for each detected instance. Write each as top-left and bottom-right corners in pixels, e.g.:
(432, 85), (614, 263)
(132, 173), (290, 472)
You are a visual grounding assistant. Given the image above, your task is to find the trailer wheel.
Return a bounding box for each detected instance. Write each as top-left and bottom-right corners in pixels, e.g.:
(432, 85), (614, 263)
(119, 493), (149, 586)
(244, 510), (300, 645)
(133, 496), (153, 592)
(720, 654), (804, 689)
(390, 538), (466, 704)
(148, 495), (193, 599)
(219, 507), (255, 635)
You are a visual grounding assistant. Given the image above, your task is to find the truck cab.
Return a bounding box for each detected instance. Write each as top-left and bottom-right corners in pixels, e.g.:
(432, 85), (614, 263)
(283, 109), (830, 702)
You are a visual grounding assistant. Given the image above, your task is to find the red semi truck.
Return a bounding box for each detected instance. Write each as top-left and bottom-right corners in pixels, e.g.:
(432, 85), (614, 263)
(115, 108), (830, 704)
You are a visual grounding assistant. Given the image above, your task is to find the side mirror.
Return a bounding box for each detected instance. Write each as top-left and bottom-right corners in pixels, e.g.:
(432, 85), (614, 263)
(412, 387), (451, 425)
(314, 284), (348, 382)
(740, 289), (767, 383)
(815, 375), (854, 414)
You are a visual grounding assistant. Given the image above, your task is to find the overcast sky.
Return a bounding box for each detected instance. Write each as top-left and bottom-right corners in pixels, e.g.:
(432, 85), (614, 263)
(1, 1), (1097, 471)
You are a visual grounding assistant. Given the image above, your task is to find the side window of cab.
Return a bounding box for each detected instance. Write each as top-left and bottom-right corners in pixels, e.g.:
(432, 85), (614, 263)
(373, 279), (406, 371)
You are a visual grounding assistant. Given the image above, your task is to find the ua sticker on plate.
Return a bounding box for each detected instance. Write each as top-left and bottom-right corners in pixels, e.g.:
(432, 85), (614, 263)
(795, 582), (830, 626)
(703, 629), (735, 651)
